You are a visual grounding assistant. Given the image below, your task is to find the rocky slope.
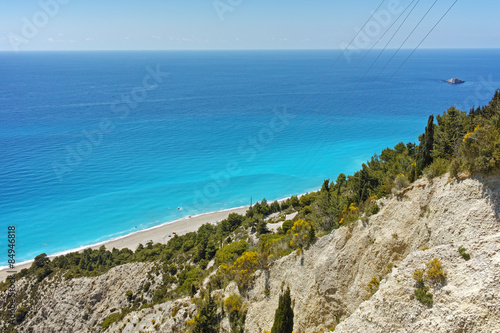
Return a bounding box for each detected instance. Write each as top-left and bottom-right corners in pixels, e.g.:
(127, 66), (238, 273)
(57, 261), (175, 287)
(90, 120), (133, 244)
(245, 174), (500, 332)
(3, 173), (500, 332)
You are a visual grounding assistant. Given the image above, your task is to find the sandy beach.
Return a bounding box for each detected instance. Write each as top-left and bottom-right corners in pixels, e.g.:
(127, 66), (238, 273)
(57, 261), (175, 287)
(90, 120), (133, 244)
(0, 206), (249, 282)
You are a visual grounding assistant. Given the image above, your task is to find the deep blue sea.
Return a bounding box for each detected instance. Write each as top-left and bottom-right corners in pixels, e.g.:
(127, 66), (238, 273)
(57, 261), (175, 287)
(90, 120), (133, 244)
(1, 49), (499, 266)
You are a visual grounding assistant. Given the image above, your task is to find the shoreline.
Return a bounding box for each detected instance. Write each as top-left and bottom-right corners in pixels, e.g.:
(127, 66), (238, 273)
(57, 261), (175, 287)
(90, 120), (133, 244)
(0, 189), (318, 283)
(0, 205), (250, 282)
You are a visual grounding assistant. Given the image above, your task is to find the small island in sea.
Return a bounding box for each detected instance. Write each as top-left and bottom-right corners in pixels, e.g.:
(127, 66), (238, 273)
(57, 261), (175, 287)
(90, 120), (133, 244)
(443, 78), (465, 84)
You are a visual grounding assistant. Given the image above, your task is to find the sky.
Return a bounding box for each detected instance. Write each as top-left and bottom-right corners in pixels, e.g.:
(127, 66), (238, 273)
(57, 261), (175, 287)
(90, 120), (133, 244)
(0, 0), (499, 51)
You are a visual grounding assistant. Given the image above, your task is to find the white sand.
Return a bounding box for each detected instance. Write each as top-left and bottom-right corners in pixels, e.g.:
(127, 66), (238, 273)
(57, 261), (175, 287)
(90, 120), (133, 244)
(0, 206), (248, 282)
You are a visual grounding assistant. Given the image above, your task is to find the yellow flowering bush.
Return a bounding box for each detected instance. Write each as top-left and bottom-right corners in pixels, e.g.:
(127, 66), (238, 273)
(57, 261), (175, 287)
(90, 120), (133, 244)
(289, 219), (315, 250)
(231, 251), (260, 289)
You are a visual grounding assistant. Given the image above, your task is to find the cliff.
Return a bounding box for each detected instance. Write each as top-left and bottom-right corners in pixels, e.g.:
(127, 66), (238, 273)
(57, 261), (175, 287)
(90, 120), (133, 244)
(245, 174), (500, 332)
(2, 173), (500, 332)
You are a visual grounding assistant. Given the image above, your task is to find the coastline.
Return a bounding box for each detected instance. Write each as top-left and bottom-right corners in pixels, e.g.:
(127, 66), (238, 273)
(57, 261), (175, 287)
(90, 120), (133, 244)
(0, 189), (318, 283)
(0, 205), (249, 283)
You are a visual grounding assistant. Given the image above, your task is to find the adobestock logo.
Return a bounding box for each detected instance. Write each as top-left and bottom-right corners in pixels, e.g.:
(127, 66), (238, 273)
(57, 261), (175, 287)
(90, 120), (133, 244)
(213, 0), (243, 21)
(52, 65), (168, 182)
(189, 107), (295, 212)
(340, 0), (405, 62)
(7, 0), (71, 52)
(455, 75), (498, 112)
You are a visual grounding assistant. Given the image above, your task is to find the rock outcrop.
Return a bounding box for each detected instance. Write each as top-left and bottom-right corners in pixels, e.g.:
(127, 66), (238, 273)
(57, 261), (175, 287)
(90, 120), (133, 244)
(444, 78), (465, 84)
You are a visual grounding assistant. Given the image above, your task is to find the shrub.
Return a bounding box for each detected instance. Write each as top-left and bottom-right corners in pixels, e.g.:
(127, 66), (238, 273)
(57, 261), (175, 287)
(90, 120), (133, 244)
(224, 294), (243, 315)
(15, 306), (29, 324)
(425, 258), (446, 284)
(414, 285), (433, 307)
(423, 158), (449, 179)
(369, 202), (380, 216)
(412, 269), (425, 285)
(125, 290), (133, 302)
(288, 220), (316, 250)
(366, 276), (380, 295)
(282, 220), (294, 234)
(394, 174), (409, 191)
(385, 262), (394, 274)
(231, 251), (260, 289)
(101, 312), (122, 330)
(458, 246), (470, 260)
(193, 294), (219, 333)
(224, 294), (247, 332)
(215, 240), (248, 264)
(457, 122), (500, 175)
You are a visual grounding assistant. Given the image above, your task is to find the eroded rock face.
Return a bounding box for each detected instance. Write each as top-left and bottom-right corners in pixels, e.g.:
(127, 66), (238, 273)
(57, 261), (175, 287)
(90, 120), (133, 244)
(7, 262), (196, 333)
(15, 263), (155, 333)
(4, 174), (500, 333)
(245, 175), (500, 332)
(335, 236), (500, 333)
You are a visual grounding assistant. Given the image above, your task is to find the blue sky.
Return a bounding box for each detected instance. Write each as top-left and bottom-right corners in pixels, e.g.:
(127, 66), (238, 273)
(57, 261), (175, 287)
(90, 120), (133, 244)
(0, 0), (498, 51)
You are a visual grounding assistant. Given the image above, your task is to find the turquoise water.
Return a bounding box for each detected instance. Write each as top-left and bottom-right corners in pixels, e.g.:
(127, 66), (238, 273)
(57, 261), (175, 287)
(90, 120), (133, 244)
(1, 49), (499, 265)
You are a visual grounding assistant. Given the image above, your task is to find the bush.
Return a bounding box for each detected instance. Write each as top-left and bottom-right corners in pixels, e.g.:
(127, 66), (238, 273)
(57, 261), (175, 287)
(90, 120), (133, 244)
(414, 285), (433, 307)
(15, 306), (29, 324)
(394, 174), (409, 191)
(282, 220), (294, 234)
(101, 312), (122, 330)
(366, 276), (380, 295)
(224, 294), (247, 332)
(193, 294), (219, 333)
(288, 220), (316, 250)
(125, 290), (133, 302)
(425, 258), (446, 284)
(457, 121), (500, 175)
(215, 240), (248, 264)
(231, 251), (260, 289)
(369, 203), (380, 216)
(413, 269), (425, 285)
(412, 258), (446, 307)
(458, 246), (470, 260)
(423, 158), (449, 179)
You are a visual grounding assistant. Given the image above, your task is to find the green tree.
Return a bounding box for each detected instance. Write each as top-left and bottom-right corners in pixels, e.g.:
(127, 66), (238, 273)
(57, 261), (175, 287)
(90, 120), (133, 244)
(289, 195), (300, 208)
(433, 107), (467, 159)
(256, 220), (270, 235)
(417, 115), (434, 173)
(321, 179), (330, 193)
(271, 287), (294, 333)
(32, 253), (50, 269)
(193, 294), (219, 333)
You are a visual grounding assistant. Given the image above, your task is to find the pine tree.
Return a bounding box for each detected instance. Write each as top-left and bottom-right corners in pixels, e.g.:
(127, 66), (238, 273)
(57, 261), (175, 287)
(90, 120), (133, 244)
(271, 287), (294, 333)
(193, 294), (219, 333)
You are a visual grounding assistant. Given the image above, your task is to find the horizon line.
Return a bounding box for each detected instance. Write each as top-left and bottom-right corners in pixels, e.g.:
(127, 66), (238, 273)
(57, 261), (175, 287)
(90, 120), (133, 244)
(1, 47), (500, 53)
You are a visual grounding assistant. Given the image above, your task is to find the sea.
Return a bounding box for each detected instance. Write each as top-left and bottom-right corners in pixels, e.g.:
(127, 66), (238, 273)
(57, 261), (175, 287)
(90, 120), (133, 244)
(1, 49), (499, 267)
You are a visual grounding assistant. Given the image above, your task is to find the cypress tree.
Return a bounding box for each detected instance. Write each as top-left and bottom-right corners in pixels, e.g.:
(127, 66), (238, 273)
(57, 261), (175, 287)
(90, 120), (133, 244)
(417, 115), (434, 173)
(271, 287), (294, 333)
